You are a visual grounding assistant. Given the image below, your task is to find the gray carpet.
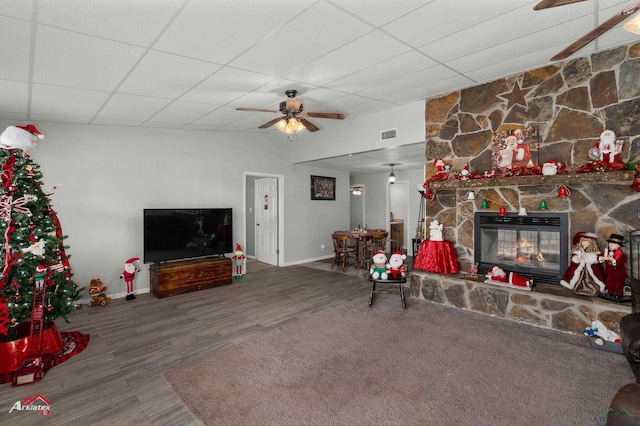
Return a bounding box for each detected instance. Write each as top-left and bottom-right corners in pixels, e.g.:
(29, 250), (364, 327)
(164, 293), (633, 426)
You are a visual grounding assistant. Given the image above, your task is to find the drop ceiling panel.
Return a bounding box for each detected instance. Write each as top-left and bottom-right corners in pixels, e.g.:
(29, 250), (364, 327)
(286, 31), (412, 86)
(95, 93), (172, 122)
(335, 0), (429, 27)
(154, 0), (315, 64)
(0, 17), (32, 80)
(145, 100), (219, 125)
(118, 51), (221, 99)
(326, 50), (438, 94)
(31, 84), (110, 118)
(229, 2), (372, 76)
(180, 67), (275, 105)
(33, 26), (145, 91)
(37, 0), (185, 46)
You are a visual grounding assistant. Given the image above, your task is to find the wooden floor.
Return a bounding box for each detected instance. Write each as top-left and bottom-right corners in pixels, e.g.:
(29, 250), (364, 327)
(0, 259), (391, 425)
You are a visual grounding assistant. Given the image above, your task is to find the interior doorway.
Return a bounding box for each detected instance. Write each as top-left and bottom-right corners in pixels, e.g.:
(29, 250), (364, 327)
(389, 181), (409, 252)
(244, 172), (283, 266)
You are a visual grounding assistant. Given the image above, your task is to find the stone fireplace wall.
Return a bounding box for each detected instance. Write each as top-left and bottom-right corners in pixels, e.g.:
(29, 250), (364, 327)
(423, 42), (640, 274)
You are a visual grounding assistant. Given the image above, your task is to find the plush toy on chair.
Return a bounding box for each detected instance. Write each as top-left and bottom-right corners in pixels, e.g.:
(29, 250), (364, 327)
(387, 250), (406, 280)
(370, 250), (388, 280)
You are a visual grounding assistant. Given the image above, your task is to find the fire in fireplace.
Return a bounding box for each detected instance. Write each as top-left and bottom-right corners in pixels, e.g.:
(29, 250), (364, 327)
(474, 212), (569, 286)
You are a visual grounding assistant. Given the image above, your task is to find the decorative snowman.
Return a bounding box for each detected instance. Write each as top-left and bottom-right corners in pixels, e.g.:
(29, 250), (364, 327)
(370, 250), (389, 280)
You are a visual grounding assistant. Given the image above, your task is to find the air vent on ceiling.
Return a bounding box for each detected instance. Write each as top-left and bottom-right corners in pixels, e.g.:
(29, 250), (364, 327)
(380, 129), (396, 141)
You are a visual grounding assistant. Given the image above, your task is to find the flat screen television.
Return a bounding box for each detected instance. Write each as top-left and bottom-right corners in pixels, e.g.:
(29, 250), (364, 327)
(143, 208), (233, 264)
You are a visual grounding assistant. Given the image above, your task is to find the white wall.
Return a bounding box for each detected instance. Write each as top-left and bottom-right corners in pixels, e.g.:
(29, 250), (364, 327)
(290, 100), (425, 162)
(1, 121), (349, 300)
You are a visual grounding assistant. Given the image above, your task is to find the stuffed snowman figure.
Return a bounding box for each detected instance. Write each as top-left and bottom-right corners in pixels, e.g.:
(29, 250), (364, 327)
(370, 250), (388, 280)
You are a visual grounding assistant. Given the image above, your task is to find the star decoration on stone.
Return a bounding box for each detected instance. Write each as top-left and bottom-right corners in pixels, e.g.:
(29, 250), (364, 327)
(499, 81), (529, 110)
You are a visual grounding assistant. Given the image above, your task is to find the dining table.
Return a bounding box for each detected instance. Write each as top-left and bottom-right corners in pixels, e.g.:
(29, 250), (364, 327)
(334, 230), (374, 270)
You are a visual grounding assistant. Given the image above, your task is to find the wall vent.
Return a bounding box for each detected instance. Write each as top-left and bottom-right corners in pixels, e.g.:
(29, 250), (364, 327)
(380, 129), (397, 141)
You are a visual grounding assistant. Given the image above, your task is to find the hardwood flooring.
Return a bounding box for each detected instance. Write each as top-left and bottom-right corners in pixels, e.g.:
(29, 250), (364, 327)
(0, 259), (394, 425)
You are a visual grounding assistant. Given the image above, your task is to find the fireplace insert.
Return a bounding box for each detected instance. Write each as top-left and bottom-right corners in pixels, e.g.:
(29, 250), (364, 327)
(474, 212), (569, 286)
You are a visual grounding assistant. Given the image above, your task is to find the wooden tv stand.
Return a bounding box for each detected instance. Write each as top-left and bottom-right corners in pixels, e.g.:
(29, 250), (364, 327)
(150, 256), (232, 298)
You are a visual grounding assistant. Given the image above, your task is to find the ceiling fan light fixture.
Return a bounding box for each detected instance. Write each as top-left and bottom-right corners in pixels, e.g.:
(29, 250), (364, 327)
(624, 12), (640, 34)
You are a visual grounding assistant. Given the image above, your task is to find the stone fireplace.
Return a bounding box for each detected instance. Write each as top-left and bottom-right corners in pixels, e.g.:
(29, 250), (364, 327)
(474, 212), (569, 286)
(409, 42), (640, 336)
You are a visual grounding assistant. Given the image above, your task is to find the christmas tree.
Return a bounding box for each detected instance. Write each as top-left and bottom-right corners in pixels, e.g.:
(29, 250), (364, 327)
(0, 125), (82, 342)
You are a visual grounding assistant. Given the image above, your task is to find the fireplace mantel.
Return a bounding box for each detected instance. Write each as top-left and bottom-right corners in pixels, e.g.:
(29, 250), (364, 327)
(429, 170), (634, 190)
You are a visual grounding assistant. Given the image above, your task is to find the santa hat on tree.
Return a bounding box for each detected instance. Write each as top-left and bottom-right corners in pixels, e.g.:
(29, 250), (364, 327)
(17, 124), (45, 139)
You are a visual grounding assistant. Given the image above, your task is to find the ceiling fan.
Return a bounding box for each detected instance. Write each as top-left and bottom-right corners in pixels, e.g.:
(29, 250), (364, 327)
(235, 90), (345, 133)
(534, 0), (640, 61)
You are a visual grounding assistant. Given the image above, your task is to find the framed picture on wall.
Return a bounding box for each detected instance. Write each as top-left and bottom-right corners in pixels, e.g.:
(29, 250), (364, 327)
(492, 125), (539, 170)
(311, 175), (336, 200)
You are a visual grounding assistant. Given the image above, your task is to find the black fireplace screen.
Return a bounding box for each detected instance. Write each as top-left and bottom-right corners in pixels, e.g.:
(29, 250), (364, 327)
(474, 213), (569, 286)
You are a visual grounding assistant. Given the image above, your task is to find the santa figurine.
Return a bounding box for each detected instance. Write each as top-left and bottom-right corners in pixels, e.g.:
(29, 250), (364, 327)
(433, 159), (448, 175)
(485, 265), (533, 289)
(120, 257), (140, 300)
(231, 243), (246, 279)
(387, 250), (406, 280)
(596, 129), (623, 163)
(0, 124), (45, 153)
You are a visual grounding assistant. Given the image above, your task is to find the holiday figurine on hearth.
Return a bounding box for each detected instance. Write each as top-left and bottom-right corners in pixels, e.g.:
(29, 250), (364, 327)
(0, 124), (86, 375)
(560, 232), (606, 297)
(599, 233), (628, 301)
(231, 243), (246, 279)
(120, 257), (140, 300)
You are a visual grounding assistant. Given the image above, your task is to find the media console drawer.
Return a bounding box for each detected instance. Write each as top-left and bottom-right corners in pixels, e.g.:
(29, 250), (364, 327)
(150, 257), (232, 298)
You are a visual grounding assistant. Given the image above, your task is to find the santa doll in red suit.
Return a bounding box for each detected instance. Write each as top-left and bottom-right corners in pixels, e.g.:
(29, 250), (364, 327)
(120, 257), (140, 300)
(485, 266), (533, 288)
(596, 129), (623, 164)
(599, 233), (627, 298)
(560, 232), (605, 296)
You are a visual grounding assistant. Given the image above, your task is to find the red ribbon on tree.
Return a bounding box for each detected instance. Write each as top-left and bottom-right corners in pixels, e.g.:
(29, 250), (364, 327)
(1, 153), (15, 189)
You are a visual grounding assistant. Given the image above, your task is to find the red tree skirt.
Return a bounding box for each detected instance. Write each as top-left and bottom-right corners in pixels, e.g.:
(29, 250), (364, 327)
(0, 322), (89, 385)
(413, 240), (460, 274)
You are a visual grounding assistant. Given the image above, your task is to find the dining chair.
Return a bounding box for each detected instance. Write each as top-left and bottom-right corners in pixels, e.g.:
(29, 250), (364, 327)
(331, 233), (357, 272)
(364, 231), (388, 268)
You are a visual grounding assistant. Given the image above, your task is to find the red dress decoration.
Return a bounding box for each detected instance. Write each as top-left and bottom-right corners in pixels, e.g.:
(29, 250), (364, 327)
(414, 240), (459, 274)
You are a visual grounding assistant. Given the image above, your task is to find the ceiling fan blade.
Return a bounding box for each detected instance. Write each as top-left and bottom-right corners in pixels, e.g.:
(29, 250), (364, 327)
(299, 118), (320, 132)
(550, 2), (640, 61)
(303, 111), (345, 120)
(258, 117), (283, 129)
(533, 0), (586, 11)
(236, 107), (278, 114)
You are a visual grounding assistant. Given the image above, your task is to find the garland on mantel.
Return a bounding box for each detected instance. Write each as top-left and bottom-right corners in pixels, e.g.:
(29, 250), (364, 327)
(422, 160), (640, 200)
